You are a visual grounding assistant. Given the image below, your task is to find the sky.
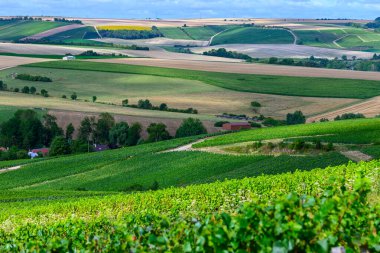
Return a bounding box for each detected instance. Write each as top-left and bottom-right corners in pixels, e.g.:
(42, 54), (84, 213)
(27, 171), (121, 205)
(0, 0), (379, 20)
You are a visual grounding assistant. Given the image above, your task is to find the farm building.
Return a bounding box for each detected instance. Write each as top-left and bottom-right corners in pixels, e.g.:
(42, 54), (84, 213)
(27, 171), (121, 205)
(0, 147), (7, 152)
(31, 148), (50, 156)
(63, 55), (76, 61)
(222, 122), (251, 131)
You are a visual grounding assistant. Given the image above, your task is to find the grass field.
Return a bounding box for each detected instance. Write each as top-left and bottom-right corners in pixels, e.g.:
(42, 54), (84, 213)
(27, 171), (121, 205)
(159, 25), (233, 40)
(295, 27), (380, 51)
(211, 27), (294, 45)
(0, 105), (45, 123)
(24, 61), (380, 99)
(196, 118), (380, 148)
(0, 20), (67, 41)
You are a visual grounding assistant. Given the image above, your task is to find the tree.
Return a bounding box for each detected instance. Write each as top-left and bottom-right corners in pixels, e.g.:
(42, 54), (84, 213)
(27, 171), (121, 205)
(175, 118), (207, 138)
(21, 86), (30, 94)
(92, 96), (97, 102)
(127, 123), (142, 146)
(49, 136), (71, 157)
(159, 103), (168, 111)
(286, 111), (306, 125)
(41, 89), (48, 97)
(78, 117), (95, 143)
(71, 92), (77, 100)
(0, 81), (7, 91)
(137, 99), (152, 109)
(109, 122), (129, 147)
(94, 113), (115, 144)
(122, 99), (129, 106)
(30, 86), (36, 94)
(147, 123), (171, 142)
(42, 114), (63, 146)
(65, 123), (75, 141)
(251, 101), (262, 113)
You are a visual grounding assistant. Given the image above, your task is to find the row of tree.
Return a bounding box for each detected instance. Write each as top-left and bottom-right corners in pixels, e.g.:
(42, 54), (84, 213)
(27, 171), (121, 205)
(0, 81), (49, 97)
(0, 110), (208, 160)
(123, 99), (198, 114)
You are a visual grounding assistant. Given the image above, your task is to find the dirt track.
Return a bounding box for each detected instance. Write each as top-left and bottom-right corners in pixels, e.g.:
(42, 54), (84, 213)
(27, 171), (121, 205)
(0, 56), (53, 69)
(307, 96), (380, 122)
(89, 58), (380, 81)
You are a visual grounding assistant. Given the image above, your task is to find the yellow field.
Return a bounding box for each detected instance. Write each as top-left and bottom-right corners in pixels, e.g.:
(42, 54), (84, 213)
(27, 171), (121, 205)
(96, 25), (152, 31)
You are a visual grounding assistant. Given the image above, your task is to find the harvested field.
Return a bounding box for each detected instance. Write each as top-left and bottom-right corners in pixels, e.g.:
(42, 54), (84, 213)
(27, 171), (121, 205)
(48, 110), (219, 139)
(0, 55), (52, 70)
(0, 42), (124, 56)
(21, 24), (85, 40)
(88, 58), (380, 81)
(307, 96), (380, 122)
(192, 44), (373, 59)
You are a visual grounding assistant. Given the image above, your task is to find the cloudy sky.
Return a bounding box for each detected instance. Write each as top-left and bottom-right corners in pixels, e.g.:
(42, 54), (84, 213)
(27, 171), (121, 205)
(0, 0), (378, 20)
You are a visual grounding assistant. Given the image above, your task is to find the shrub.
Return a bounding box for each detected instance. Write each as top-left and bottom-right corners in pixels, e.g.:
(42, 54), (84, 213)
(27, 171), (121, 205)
(176, 118), (207, 138)
(214, 121), (229, 127)
(16, 74), (52, 82)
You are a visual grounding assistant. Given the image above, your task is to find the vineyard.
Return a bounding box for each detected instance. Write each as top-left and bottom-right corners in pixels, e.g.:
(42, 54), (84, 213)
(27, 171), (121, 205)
(0, 159), (379, 251)
(97, 25), (152, 31)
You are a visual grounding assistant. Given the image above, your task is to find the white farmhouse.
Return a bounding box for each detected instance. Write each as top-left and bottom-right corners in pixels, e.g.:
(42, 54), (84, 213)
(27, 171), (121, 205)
(63, 55), (76, 61)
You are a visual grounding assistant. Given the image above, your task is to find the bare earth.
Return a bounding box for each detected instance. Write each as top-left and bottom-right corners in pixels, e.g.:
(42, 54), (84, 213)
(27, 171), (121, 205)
(89, 58), (380, 81)
(0, 56), (53, 70)
(21, 24), (85, 40)
(307, 96), (380, 122)
(191, 44), (374, 59)
(340, 151), (372, 162)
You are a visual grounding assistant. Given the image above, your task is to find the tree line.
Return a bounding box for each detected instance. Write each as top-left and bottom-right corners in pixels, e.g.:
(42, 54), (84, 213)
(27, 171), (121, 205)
(0, 110), (207, 161)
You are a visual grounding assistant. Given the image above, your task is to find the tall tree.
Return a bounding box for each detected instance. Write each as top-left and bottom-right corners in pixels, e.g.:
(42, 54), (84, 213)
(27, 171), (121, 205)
(147, 123), (171, 142)
(65, 123), (75, 141)
(109, 122), (129, 147)
(42, 114), (63, 146)
(286, 111), (306, 125)
(127, 123), (142, 146)
(49, 136), (71, 157)
(95, 113), (115, 144)
(175, 118), (207, 138)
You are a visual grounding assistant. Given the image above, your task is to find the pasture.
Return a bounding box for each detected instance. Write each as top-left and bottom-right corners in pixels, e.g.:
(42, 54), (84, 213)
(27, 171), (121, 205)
(25, 60), (380, 99)
(159, 25), (229, 41)
(0, 20), (66, 41)
(211, 27), (295, 45)
(0, 66), (355, 118)
(45, 26), (101, 43)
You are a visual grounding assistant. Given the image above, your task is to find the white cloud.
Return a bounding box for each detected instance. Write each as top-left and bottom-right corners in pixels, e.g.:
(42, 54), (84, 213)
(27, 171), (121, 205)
(0, 0), (378, 19)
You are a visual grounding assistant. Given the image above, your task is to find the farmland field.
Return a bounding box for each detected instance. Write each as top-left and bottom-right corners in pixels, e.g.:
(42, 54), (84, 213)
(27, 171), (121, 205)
(211, 27), (295, 45)
(0, 20), (67, 41)
(45, 26), (100, 43)
(0, 66), (357, 117)
(25, 60), (380, 99)
(159, 25), (229, 40)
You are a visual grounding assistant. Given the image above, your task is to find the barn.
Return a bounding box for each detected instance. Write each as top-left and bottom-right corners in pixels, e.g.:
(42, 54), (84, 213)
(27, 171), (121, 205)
(222, 122), (251, 131)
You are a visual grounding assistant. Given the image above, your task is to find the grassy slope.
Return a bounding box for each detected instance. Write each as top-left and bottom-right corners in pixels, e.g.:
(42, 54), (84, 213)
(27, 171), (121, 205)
(24, 61), (380, 99)
(159, 27), (192, 40)
(0, 21), (67, 41)
(211, 27), (294, 45)
(197, 118), (380, 147)
(159, 26), (235, 41)
(0, 105), (45, 123)
(0, 132), (349, 192)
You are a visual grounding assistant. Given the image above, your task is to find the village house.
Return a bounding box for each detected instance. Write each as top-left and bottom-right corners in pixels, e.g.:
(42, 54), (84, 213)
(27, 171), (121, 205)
(31, 148), (50, 157)
(222, 122), (251, 131)
(63, 55), (76, 61)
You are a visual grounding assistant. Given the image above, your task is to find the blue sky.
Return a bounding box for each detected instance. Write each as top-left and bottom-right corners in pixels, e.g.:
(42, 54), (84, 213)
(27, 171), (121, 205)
(0, 0), (379, 20)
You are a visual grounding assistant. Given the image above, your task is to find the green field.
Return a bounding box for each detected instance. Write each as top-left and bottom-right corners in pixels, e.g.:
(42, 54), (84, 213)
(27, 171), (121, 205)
(0, 105), (45, 124)
(211, 27), (295, 45)
(23, 61), (380, 99)
(0, 20), (67, 41)
(45, 26), (99, 42)
(295, 27), (380, 51)
(197, 118), (380, 147)
(159, 25), (228, 40)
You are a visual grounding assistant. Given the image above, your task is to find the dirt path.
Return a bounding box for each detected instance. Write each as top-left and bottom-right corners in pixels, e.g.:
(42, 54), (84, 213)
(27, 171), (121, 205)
(0, 165), (21, 174)
(307, 96), (380, 122)
(288, 29), (298, 45)
(94, 26), (102, 39)
(163, 138), (209, 152)
(333, 35), (350, 48)
(340, 151), (372, 162)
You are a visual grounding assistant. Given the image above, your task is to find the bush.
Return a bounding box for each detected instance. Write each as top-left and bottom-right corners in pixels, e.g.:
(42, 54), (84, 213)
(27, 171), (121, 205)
(286, 111), (306, 125)
(16, 74), (52, 82)
(203, 48), (252, 61)
(49, 136), (71, 157)
(334, 113), (365, 121)
(250, 122), (262, 128)
(214, 121), (229, 127)
(175, 118), (207, 138)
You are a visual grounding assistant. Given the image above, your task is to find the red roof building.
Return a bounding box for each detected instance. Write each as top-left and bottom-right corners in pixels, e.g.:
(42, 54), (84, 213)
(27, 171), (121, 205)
(222, 122), (251, 131)
(31, 148), (49, 156)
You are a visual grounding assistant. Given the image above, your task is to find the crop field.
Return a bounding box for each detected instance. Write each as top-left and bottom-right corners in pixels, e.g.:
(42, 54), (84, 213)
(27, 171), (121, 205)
(0, 20), (67, 41)
(197, 118), (380, 148)
(45, 26), (100, 42)
(25, 60), (380, 99)
(0, 66), (357, 118)
(0, 153), (378, 251)
(159, 25), (229, 40)
(211, 27), (295, 45)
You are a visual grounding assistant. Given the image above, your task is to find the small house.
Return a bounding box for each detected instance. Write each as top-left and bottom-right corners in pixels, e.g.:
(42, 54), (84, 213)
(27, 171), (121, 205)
(63, 55), (76, 61)
(0, 147), (7, 152)
(31, 148), (49, 156)
(222, 122), (251, 131)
